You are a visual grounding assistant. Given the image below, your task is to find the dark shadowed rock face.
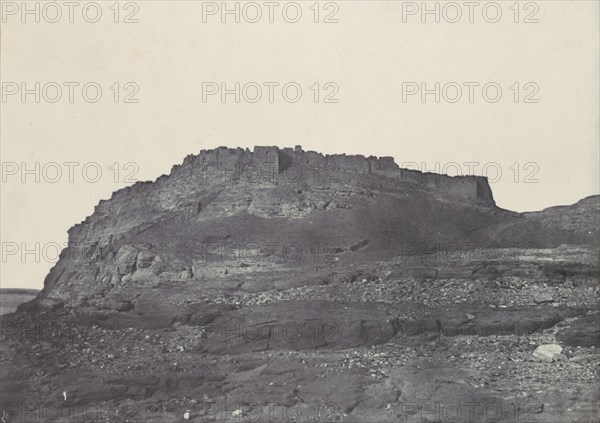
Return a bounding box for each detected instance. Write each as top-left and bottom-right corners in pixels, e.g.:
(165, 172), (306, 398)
(22, 146), (598, 311)
(556, 314), (600, 347)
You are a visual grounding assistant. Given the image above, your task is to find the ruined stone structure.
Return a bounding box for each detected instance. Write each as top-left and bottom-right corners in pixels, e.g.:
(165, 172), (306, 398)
(177, 146), (495, 205)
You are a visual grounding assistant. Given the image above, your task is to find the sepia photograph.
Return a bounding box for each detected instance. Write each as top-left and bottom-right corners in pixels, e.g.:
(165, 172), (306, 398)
(1, 1), (599, 422)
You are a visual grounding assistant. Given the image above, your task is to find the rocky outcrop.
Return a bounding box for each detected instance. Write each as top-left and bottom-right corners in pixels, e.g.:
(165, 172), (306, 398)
(59, 146), (498, 251)
(22, 146), (598, 310)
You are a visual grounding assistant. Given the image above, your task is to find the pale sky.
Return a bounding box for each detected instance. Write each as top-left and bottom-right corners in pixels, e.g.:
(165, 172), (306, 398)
(1, 0), (598, 289)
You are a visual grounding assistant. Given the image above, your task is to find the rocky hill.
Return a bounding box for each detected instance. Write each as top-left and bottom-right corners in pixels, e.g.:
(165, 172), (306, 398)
(30, 146), (597, 310)
(4, 146), (599, 423)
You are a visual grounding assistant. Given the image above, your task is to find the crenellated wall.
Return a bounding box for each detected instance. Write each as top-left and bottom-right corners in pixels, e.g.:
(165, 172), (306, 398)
(185, 146), (494, 206)
(190, 146), (404, 179)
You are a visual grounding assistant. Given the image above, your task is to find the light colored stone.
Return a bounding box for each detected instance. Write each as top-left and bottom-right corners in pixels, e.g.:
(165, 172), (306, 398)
(532, 344), (563, 363)
(534, 293), (554, 304)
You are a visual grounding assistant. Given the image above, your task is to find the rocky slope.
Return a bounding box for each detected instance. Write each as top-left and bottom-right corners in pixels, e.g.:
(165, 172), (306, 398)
(2, 146), (599, 423)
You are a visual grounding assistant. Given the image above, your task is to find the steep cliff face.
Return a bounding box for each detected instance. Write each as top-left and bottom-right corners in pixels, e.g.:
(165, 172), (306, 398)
(60, 146), (497, 248)
(29, 146), (595, 309)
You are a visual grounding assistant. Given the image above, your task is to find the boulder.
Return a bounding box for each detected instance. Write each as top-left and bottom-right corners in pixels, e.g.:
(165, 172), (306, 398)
(533, 293), (554, 304)
(532, 344), (563, 362)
